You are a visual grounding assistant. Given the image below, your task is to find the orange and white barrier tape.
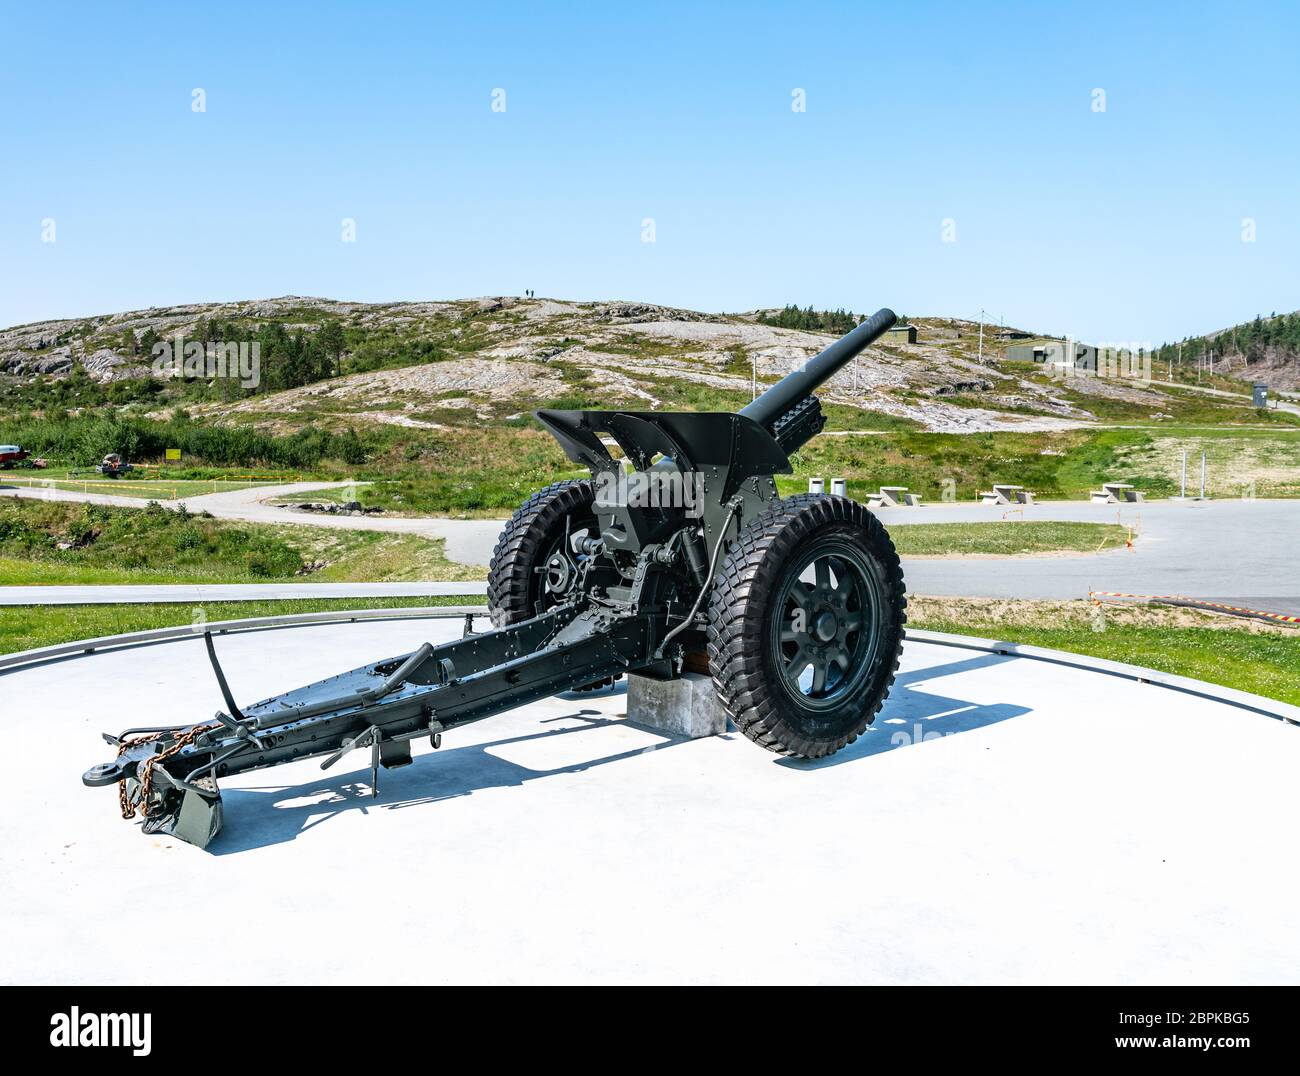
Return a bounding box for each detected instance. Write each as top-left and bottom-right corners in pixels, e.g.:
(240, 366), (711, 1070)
(1090, 590), (1300, 625)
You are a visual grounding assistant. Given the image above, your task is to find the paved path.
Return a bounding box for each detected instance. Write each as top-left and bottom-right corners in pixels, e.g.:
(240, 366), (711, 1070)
(4, 616), (1297, 984)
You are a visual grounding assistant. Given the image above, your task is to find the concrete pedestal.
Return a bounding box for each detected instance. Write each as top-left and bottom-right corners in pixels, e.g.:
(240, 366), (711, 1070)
(626, 671), (730, 739)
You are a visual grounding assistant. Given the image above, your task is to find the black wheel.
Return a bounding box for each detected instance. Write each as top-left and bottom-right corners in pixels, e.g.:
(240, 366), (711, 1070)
(706, 494), (906, 759)
(487, 479), (598, 628)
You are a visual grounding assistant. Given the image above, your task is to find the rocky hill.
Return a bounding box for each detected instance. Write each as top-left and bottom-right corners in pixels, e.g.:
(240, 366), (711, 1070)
(0, 296), (1279, 434)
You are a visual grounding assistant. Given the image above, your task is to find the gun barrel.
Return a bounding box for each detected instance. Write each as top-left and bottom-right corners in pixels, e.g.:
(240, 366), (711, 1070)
(740, 307), (897, 430)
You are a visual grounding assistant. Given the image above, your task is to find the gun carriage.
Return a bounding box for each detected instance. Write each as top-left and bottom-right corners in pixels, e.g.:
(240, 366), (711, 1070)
(84, 308), (907, 847)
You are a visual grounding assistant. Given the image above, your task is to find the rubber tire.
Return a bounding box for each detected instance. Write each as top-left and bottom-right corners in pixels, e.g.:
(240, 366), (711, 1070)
(487, 479), (596, 628)
(706, 494), (906, 759)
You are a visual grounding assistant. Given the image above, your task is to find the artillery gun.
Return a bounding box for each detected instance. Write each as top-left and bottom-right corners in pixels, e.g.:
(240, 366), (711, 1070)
(84, 308), (907, 848)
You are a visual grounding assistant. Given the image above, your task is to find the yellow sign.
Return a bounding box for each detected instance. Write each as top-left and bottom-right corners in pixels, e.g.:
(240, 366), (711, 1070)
(165, 448), (182, 461)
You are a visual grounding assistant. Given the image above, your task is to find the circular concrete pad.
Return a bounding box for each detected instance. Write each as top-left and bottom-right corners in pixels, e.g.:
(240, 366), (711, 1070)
(3, 619), (1298, 984)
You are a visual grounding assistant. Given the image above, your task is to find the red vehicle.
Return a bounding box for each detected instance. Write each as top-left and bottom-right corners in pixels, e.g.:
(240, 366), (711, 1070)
(0, 445), (30, 469)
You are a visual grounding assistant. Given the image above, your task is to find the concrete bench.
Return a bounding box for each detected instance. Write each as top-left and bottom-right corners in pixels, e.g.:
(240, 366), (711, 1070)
(1092, 482), (1144, 504)
(865, 487), (921, 509)
(981, 484), (1033, 506)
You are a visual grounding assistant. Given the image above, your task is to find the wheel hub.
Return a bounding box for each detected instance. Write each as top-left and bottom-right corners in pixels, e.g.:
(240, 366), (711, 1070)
(544, 554), (573, 595)
(813, 610), (838, 642)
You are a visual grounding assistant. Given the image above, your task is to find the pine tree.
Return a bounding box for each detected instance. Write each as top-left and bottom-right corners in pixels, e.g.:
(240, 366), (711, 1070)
(317, 320), (346, 377)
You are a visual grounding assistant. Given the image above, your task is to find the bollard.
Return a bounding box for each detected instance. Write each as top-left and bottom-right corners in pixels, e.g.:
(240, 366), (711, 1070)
(830, 478), (847, 497)
(808, 477), (825, 495)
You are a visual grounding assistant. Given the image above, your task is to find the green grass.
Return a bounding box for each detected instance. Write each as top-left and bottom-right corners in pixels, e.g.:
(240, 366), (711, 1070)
(909, 599), (1300, 705)
(324, 426), (586, 514)
(0, 595), (486, 656)
(889, 521), (1128, 556)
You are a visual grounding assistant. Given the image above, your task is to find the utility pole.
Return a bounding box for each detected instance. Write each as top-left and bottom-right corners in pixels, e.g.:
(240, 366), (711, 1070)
(751, 353), (757, 401)
(977, 309), (984, 363)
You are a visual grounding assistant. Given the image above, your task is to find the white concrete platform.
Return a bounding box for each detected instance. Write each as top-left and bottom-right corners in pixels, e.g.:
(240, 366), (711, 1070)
(3, 618), (1299, 984)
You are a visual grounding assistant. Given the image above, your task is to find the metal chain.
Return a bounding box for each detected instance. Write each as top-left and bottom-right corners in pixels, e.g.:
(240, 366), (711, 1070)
(116, 723), (220, 821)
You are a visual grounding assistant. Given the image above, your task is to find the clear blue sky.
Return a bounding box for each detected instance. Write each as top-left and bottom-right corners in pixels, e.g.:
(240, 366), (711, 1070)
(2, 1), (1296, 345)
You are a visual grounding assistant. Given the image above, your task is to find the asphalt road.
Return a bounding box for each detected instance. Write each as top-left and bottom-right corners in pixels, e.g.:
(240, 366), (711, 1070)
(876, 498), (1300, 610)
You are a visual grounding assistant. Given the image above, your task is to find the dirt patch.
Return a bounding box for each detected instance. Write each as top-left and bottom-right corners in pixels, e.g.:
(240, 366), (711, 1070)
(909, 595), (1298, 635)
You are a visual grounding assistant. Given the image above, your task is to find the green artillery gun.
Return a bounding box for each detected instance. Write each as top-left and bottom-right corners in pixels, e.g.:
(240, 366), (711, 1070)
(84, 308), (907, 848)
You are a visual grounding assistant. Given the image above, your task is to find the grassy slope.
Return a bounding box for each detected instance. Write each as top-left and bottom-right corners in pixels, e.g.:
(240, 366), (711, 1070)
(266, 420), (1300, 511)
(0, 498), (483, 583)
(785, 425), (1300, 502)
